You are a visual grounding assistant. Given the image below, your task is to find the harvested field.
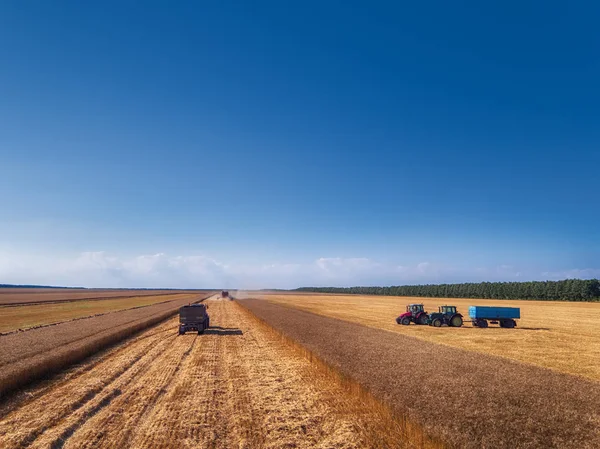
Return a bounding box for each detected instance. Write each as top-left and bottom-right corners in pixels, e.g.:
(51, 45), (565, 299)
(253, 292), (600, 381)
(0, 299), (419, 449)
(241, 298), (600, 449)
(0, 293), (199, 333)
(0, 293), (213, 397)
(0, 288), (200, 306)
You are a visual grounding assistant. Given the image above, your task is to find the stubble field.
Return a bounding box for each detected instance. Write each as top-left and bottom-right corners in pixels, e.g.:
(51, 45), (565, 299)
(2, 289), (599, 448)
(0, 293), (201, 333)
(0, 298), (419, 449)
(253, 292), (600, 381)
(0, 289), (197, 306)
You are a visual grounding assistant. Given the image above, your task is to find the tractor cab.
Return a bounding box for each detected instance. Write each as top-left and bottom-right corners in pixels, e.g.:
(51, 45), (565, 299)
(396, 303), (429, 325)
(407, 304), (425, 314)
(427, 305), (463, 327)
(439, 305), (457, 315)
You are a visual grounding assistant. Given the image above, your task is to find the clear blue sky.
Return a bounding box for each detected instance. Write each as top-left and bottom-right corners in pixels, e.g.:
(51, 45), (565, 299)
(1, 1), (598, 288)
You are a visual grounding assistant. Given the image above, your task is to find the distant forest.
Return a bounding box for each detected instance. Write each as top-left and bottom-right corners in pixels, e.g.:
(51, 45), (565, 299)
(295, 279), (600, 301)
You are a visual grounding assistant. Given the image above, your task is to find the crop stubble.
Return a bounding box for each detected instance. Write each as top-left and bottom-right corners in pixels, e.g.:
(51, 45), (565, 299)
(0, 289), (198, 306)
(254, 293), (600, 381)
(0, 299), (416, 449)
(0, 293), (211, 396)
(240, 298), (600, 449)
(0, 293), (201, 334)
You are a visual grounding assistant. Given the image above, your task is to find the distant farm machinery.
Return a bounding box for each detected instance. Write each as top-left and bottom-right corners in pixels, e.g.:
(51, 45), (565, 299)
(396, 304), (520, 329)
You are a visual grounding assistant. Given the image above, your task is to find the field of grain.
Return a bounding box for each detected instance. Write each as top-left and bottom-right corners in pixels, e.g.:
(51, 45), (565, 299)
(0, 299), (422, 449)
(0, 289), (200, 305)
(0, 293), (211, 396)
(241, 298), (600, 448)
(0, 293), (199, 333)
(252, 292), (600, 381)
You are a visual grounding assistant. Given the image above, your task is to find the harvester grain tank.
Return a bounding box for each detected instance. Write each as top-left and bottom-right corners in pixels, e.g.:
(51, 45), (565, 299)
(469, 306), (520, 328)
(396, 304), (429, 325)
(179, 304), (210, 335)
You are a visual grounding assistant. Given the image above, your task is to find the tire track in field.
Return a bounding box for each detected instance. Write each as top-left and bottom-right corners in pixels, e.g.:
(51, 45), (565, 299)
(53, 332), (198, 449)
(0, 319), (179, 448)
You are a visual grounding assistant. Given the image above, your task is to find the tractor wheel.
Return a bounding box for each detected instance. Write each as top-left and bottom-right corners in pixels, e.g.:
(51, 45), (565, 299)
(450, 315), (463, 327)
(418, 314), (428, 325)
(400, 317), (411, 326)
(478, 319), (489, 328)
(432, 318), (442, 327)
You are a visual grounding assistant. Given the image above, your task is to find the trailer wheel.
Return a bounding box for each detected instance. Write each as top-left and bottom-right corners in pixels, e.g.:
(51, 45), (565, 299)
(450, 315), (463, 327)
(501, 319), (515, 329)
(432, 318), (442, 327)
(400, 317), (411, 326)
(478, 319), (489, 328)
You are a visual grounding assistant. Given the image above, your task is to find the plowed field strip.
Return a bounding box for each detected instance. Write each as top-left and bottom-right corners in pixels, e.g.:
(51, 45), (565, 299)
(240, 298), (600, 449)
(0, 300), (417, 449)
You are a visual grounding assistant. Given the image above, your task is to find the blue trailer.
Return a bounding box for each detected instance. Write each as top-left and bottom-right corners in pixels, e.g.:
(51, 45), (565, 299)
(468, 306), (520, 328)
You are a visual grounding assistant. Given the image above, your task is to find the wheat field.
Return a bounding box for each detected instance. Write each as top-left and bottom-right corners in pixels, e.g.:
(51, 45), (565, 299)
(0, 293), (198, 333)
(252, 292), (600, 381)
(0, 298), (424, 449)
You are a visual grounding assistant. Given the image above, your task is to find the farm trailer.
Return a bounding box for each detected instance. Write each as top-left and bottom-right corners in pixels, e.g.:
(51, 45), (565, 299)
(469, 306), (520, 328)
(179, 304), (210, 335)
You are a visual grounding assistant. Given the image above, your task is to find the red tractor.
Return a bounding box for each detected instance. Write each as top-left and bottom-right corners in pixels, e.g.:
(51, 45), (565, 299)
(396, 303), (429, 325)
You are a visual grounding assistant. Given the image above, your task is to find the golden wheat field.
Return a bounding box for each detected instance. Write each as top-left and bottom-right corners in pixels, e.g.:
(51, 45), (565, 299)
(0, 293), (199, 333)
(0, 297), (423, 449)
(254, 293), (600, 381)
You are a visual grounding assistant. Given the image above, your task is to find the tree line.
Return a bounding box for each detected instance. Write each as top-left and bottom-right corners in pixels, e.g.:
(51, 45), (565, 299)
(295, 279), (600, 301)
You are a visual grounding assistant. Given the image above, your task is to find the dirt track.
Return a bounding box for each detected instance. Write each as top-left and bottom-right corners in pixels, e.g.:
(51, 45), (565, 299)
(240, 298), (600, 449)
(0, 299), (403, 449)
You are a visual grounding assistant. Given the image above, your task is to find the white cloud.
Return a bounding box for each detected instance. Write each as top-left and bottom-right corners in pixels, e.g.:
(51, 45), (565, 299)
(0, 251), (598, 289)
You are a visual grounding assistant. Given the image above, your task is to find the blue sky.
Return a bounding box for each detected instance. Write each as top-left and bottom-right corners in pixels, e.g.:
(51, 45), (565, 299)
(1, 1), (598, 288)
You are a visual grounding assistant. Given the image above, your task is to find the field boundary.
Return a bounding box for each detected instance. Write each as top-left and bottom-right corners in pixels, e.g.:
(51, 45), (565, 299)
(236, 300), (444, 449)
(0, 294), (213, 399)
